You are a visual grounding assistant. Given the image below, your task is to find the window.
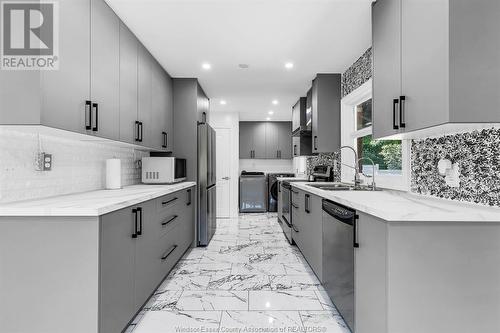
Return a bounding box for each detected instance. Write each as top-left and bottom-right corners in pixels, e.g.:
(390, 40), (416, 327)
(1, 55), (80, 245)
(341, 79), (408, 190)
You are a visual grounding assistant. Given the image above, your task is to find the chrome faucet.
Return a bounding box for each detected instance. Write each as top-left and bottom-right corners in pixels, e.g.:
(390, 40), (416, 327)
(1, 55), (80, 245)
(357, 157), (377, 191)
(339, 146), (361, 188)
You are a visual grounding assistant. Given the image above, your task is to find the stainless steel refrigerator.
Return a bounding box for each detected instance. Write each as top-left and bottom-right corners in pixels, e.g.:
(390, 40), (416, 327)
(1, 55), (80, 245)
(197, 122), (217, 246)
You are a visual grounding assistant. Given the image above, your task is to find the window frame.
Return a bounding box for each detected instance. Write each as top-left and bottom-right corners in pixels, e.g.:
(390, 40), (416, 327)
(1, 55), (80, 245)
(340, 79), (410, 191)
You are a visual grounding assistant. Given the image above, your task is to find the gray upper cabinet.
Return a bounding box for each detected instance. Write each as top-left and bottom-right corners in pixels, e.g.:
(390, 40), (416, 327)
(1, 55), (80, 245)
(152, 61), (167, 150)
(372, 0), (500, 139)
(311, 74), (341, 154)
(119, 22), (138, 145)
(41, 0), (90, 134)
(239, 121), (292, 159)
(137, 45), (153, 147)
(292, 97), (307, 133)
(277, 122), (292, 159)
(90, 0), (120, 140)
(239, 122), (254, 159)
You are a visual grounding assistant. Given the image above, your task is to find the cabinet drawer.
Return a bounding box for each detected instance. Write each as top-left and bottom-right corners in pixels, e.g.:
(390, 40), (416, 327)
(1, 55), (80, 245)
(157, 224), (188, 277)
(157, 192), (182, 215)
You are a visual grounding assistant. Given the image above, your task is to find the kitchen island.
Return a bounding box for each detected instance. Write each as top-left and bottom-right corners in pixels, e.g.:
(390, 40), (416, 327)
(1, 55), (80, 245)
(291, 182), (500, 333)
(0, 182), (196, 333)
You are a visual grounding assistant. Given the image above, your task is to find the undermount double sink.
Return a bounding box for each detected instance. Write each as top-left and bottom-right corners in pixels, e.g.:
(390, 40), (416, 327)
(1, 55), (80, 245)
(306, 183), (381, 191)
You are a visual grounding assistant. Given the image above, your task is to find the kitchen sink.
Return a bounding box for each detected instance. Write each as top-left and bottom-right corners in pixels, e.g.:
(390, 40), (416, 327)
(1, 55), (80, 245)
(306, 183), (381, 191)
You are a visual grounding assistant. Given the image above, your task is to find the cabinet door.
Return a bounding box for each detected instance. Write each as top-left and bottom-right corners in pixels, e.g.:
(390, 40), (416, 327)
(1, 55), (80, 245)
(253, 122), (267, 159)
(90, 0), (120, 140)
(354, 212), (388, 333)
(292, 101), (300, 133)
(265, 122), (279, 159)
(152, 61), (168, 150)
(311, 78), (319, 153)
(134, 200), (160, 308)
(239, 122), (254, 159)
(277, 122), (292, 159)
(41, 0), (90, 133)
(372, 0), (402, 139)
(164, 71), (174, 152)
(401, 0), (448, 132)
(304, 193), (323, 280)
(119, 22), (138, 144)
(292, 136), (300, 157)
(138, 45), (153, 147)
(100, 207), (136, 333)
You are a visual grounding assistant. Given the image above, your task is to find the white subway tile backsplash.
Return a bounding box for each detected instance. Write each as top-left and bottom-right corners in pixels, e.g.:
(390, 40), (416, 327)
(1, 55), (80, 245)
(0, 127), (149, 203)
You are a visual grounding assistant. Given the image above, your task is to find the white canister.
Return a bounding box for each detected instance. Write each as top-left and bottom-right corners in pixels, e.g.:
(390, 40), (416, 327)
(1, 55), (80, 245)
(106, 159), (122, 189)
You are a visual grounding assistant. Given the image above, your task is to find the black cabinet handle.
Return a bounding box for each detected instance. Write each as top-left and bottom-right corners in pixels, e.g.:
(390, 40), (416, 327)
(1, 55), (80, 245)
(161, 245), (178, 261)
(161, 132), (167, 148)
(291, 190), (299, 194)
(92, 103), (98, 132)
(305, 194), (310, 213)
(132, 208), (138, 239)
(135, 121), (140, 142)
(137, 207), (142, 236)
(187, 189), (192, 206)
(282, 215), (292, 228)
(139, 122), (143, 142)
(291, 203), (299, 209)
(293, 145), (297, 156)
(292, 225), (299, 232)
(393, 99), (399, 130)
(85, 100), (92, 130)
(276, 150), (279, 158)
(353, 215), (359, 248)
(279, 150), (281, 158)
(162, 197), (178, 206)
(161, 215), (178, 226)
(399, 95), (406, 128)
(313, 136), (318, 150)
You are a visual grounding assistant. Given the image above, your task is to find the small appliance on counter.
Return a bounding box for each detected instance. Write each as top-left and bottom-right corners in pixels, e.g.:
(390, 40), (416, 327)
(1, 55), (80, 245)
(141, 157), (187, 184)
(267, 173), (294, 212)
(311, 165), (334, 182)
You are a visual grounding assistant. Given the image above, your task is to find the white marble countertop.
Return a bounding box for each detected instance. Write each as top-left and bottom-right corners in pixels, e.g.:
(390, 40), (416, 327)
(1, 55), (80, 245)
(292, 182), (500, 222)
(0, 182), (196, 217)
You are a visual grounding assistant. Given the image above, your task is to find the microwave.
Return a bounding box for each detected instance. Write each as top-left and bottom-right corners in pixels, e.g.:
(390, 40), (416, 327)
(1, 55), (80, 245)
(142, 157), (187, 184)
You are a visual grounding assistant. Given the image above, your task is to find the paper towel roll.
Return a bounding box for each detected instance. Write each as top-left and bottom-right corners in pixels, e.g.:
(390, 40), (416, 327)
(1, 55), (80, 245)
(106, 159), (122, 190)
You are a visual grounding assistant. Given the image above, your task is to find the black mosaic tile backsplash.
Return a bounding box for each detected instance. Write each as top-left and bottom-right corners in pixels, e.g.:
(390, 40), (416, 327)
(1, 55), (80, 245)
(341, 47), (372, 98)
(411, 128), (500, 207)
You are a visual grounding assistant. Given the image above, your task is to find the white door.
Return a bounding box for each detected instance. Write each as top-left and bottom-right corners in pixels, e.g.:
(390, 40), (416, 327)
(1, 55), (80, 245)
(215, 128), (231, 218)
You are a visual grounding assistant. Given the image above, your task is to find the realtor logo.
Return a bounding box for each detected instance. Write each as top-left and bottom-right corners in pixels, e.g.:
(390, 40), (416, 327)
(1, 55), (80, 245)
(1, 1), (59, 70)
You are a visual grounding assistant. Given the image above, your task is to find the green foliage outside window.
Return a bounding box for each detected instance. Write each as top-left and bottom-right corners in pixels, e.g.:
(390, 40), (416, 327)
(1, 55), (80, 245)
(358, 135), (402, 170)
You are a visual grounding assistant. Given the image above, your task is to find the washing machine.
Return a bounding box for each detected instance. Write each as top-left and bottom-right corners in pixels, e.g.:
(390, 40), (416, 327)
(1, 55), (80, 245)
(267, 173), (294, 212)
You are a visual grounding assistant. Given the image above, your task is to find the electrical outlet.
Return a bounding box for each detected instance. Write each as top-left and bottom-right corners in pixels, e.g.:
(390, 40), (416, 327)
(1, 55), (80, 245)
(35, 153), (52, 171)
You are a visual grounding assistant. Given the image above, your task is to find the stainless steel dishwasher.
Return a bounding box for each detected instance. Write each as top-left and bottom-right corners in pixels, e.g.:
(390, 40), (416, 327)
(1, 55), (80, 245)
(322, 199), (358, 332)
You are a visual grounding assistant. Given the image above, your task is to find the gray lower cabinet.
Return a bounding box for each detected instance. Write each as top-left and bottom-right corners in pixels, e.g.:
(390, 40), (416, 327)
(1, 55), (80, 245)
(372, 0), (500, 139)
(291, 189), (323, 281)
(99, 186), (195, 333)
(354, 211), (388, 333)
(90, 0), (120, 140)
(311, 74), (341, 154)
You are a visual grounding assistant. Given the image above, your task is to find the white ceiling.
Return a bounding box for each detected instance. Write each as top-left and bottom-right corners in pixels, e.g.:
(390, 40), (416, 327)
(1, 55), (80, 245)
(106, 0), (373, 121)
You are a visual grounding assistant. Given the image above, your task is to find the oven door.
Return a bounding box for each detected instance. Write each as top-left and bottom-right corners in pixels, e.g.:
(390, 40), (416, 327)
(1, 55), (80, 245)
(280, 184), (293, 244)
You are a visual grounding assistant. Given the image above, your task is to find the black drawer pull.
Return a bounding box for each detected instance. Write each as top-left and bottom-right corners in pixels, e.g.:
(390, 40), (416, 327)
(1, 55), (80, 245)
(162, 131), (167, 148)
(305, 194), (310, 214)
(161, 215), (178, 226)
(187, 189), (192, 206)
(161, 245), (178, 261)
(393, 99), (399, 130)
(292, 225), (299, 232)
(291, 190), (299, 194)
(162, 197), (178, 206)
(282, 215), (292, 228)
(92, 103), (98, 132)
(353, 215), (359, 248)
(135, 121), (141, 142)
(132, 208), (138, 239)
(399, 95), (406, 128)
(291, 203), (299, 209)
(136, 207), (142, 236)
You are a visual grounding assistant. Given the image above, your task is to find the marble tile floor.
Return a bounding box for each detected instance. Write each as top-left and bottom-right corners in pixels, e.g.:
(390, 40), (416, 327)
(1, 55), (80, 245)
(126, 213), (351, 333)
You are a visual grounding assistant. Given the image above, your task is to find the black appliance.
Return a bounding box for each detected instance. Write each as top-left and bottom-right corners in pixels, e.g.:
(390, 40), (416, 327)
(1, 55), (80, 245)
(312, 165), (334, 182)
(267, 173), (294, 212)
(322, 199), (358, 331)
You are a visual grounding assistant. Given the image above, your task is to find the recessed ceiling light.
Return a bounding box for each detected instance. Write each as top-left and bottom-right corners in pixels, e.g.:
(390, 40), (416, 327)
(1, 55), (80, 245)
(220, 100), (227, 105)
(285, 62), (294, 69)
(202, 63), (211, 70)
(268, 110), (274, 115)
(272, 100), (279, 105)
(238, 63), (249, 69)
(266, 117), (271, 121)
